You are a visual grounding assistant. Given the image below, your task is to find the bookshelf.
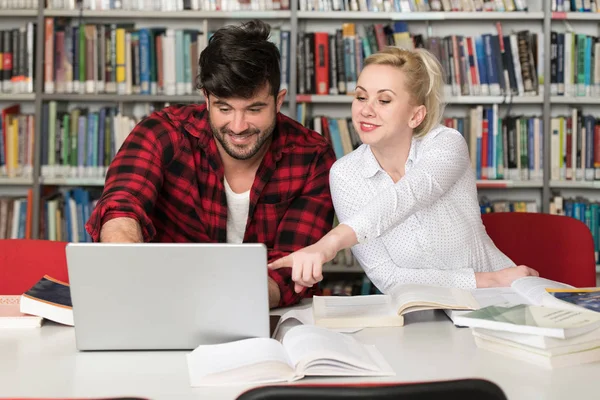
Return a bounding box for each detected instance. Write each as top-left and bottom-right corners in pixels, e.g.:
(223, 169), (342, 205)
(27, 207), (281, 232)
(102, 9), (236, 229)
(0, 0), (599, 250)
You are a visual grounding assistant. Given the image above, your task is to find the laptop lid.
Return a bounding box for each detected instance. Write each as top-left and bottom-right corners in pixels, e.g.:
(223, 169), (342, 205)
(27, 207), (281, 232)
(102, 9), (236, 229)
(66, 243), (270, 351)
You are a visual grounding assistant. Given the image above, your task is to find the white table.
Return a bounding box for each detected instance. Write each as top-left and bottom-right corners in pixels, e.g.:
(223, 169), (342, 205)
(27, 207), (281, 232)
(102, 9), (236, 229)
(1, 309), (599, 400)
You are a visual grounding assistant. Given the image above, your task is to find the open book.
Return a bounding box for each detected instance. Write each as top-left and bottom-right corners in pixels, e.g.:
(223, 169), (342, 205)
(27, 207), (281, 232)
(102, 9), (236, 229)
(312, 284), (480, 328)
(446, 276), (584, 324)
(186, 325), (394, 386)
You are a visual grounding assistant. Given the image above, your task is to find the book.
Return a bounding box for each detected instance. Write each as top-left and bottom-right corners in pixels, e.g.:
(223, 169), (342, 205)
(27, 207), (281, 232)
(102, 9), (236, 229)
(546, 288), (600, 313)
(186, 325), (394, 386)
(20, 275), (74, 326)
(472, 326), (600, 350)
(0, 295), (42, 328)
(453, 304), (600, 339)
(312, 284), (480, 329)
(446, 276), (583, 323)
(473, 331), (600, 369)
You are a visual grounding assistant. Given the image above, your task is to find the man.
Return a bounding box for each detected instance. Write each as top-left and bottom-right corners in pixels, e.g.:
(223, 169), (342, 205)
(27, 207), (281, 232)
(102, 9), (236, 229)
(85, 20), (336, 308)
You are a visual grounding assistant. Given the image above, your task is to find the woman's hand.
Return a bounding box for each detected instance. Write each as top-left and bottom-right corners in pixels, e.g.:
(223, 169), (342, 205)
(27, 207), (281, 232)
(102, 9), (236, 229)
(268, 242), (336, 293)
(475, 265), (540, 288)
(269, 224), (359, 293)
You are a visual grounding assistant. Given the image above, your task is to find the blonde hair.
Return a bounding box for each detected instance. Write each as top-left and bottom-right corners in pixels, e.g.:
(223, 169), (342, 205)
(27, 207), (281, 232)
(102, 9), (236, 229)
(363, 47), (446, 138)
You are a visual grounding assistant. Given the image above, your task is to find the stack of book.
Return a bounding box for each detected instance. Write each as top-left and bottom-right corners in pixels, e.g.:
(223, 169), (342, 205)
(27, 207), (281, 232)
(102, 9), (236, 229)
(455, 288), (600, 368)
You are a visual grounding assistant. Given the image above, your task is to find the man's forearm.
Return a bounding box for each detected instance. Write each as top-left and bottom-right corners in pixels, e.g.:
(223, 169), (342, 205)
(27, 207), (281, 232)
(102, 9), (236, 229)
(99, 217), (143, 243)
(268, 277), (281, 308)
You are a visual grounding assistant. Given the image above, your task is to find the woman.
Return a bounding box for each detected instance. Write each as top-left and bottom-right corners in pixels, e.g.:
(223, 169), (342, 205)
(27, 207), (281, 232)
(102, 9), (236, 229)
(269, 47), (538, 294)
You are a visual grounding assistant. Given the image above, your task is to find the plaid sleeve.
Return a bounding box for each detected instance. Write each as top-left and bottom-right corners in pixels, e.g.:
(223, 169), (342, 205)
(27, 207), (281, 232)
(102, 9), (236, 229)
(268, 145), (337, 307)
(85, 113), (177, 242)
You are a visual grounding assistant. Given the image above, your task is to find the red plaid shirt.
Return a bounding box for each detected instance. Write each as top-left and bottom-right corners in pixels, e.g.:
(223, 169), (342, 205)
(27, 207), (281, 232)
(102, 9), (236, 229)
(85, 104), (336, 307)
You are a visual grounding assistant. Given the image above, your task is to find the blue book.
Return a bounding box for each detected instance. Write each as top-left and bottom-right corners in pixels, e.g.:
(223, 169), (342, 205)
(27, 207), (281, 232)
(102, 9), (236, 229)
(20, 275), (73, 326)
(483, 34), (499, 95)
(475, 36), (489, 93)
(138, 28), (151, 95)
(97, 108), (106, 173)
(280, 31), (290, 90)
(17, 199), (26, 239)
(86, 113), (97, 168)
(183, 31), (192, 94)
(63, 190), (72, 242)
(327, 119), (345, 160)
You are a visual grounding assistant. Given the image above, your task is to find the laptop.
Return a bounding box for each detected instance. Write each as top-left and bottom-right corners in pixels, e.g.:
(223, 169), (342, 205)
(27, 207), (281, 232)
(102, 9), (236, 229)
(65, 243), (270, 351)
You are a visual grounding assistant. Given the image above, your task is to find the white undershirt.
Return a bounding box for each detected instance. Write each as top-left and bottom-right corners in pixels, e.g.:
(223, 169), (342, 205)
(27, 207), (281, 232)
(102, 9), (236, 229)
(224, 178), (250, 244)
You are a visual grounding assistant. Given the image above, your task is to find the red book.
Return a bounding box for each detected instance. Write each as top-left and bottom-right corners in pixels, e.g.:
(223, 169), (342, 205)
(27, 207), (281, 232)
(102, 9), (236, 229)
(481, 113), (489, 180)
(313, 32), (329, 95)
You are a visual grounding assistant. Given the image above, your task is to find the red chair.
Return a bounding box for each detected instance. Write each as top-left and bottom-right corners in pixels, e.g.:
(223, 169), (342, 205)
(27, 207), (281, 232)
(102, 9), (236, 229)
(0, 239), (69, 295)
(481, 212), (597, 287)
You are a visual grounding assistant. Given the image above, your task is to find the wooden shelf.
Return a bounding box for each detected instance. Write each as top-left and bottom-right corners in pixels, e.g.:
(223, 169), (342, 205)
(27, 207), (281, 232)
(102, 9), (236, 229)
(477, 180), (544, 189)
(552, 12), (600, 20)
(549, 180), (600, 189)
(41, 177), (105, 186)
(551, 96), (600, 104)
(42, 93), (204, 102)
(43, 9), (292, 19)
(297, 11), (544, 20)
(0, 9), (37, 17)
(0, 93), (35, 101)
(297, 94), (543, 104)
(0, 177), (33, 186)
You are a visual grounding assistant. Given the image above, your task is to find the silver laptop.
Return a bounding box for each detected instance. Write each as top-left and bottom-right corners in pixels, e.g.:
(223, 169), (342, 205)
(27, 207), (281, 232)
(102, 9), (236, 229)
(65, 243), (270, 351)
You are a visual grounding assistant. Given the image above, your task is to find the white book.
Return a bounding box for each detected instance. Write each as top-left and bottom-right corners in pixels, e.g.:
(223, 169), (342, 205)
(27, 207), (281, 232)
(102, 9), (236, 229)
(565, 32), (573, 97)
(0, 296), (43, 329)
(455, 303), (600, 339)
(473, 333), (600, 368)
(509, 34), (524, 96)
(473, 326), (600, 351)
(187, 325), (394, 386)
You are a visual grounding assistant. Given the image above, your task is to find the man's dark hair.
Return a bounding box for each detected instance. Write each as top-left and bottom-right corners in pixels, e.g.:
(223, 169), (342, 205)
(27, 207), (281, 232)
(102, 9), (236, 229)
(196, 19), (281, 99)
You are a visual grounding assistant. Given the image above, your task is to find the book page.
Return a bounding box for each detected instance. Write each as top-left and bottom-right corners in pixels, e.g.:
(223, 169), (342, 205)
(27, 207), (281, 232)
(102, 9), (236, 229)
(312, 295), (396, 319)
(187, 337), (293, 382)
(282, 325), (391, 376)
(511, 277), (574, 306)
(471, 287), (530, 307)
(390, 284), (480, 314)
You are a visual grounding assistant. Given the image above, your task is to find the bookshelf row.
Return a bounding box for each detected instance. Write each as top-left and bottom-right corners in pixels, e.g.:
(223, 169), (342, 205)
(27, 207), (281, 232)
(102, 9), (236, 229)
(14, 178), (600, 189)
(5, 102), (600, 185)
(4, 20), (600, 100)
(2, 10), (600, 21)
(8, 94), (600, 105)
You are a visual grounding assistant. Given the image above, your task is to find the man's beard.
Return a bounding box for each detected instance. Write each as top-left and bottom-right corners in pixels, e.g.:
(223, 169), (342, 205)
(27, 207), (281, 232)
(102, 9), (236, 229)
(210, 119), (276, 161)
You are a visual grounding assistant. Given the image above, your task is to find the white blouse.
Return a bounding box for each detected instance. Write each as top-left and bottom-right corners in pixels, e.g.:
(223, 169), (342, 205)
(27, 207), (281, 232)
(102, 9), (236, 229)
(330, 124), (514, 293)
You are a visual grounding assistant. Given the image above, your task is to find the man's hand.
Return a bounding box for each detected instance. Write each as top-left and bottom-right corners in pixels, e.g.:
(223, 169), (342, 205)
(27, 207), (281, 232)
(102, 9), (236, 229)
(476, 265), (540, 288)
(268, 277), (281, 308)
